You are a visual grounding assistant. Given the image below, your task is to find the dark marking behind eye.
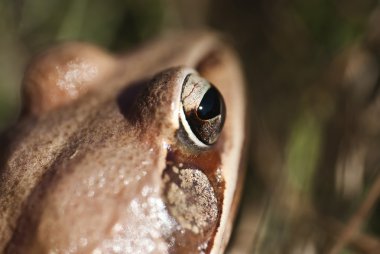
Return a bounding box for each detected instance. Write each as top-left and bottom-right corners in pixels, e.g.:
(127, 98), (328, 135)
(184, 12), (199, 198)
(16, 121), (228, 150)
(163, 146), (225, 253)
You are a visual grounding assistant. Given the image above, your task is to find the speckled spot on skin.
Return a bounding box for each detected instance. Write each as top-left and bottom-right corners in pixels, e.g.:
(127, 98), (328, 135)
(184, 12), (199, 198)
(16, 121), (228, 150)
(94, 186), (177, 254)
(216, 168), (223, 183)
(198, 242), (209, 254)
(56, 59), (98, 97)
(163, 174), (170, 183)
(166, 168), (218, 234)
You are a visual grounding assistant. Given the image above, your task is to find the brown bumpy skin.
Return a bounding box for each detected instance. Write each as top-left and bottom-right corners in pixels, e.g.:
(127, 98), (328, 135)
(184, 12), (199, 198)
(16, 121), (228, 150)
(0, 31), (246, 254)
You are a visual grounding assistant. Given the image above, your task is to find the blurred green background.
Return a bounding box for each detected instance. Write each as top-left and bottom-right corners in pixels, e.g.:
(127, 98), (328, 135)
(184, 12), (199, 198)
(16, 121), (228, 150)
(2, 0), (380, 253)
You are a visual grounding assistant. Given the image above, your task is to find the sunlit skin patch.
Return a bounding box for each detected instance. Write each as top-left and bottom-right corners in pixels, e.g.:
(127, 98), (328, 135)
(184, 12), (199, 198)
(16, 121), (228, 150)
(162, 143), (225, 253)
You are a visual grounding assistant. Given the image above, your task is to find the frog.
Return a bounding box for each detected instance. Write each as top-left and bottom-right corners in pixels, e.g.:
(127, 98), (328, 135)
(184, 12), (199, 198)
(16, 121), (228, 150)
(0, 31), (246, 254)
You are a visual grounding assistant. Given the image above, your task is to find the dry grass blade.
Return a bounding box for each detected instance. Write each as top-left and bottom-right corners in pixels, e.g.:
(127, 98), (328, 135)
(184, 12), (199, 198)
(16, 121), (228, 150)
(329, 173), (380, 254)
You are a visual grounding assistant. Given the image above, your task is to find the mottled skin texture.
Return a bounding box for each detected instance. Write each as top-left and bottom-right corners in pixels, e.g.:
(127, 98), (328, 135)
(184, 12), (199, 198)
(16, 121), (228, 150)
(0, 32), (246, 253)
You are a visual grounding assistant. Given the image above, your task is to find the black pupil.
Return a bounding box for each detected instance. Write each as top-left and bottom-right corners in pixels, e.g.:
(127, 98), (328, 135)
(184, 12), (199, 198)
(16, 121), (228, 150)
(197, 87), (221, 120)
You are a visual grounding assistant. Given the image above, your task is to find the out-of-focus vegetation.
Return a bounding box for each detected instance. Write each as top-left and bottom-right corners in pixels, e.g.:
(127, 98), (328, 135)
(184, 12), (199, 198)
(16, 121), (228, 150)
(210, 1), (380, 253)
(2, 0), (380, 253)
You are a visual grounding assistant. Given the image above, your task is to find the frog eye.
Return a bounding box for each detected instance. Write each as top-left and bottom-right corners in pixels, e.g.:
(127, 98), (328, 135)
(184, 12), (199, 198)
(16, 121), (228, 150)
(179, 73), (226, 147)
